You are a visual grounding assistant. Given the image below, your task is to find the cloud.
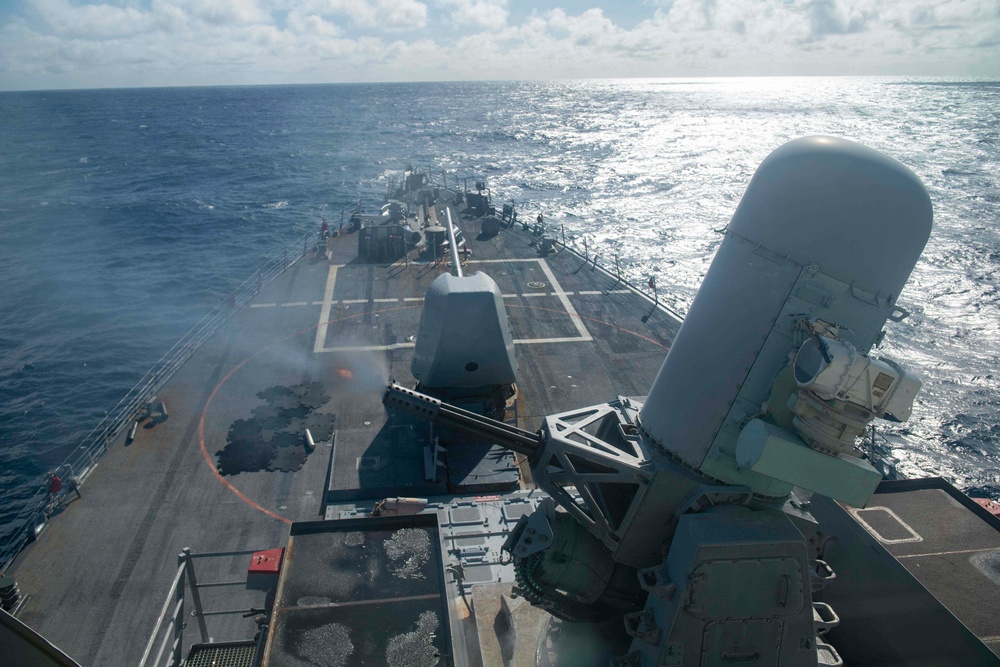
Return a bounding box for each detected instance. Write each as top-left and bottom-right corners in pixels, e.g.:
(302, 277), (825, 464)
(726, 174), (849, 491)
(438, 0), (508, 28)
(290, 0), (428, 30)
(806, 0), (870, 38)
(2, 0), (999, 89)
(29, 0), (157, 38)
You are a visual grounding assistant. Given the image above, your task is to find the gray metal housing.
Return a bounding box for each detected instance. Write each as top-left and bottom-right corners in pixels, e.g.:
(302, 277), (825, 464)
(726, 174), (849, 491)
(412, 272), (518, 388)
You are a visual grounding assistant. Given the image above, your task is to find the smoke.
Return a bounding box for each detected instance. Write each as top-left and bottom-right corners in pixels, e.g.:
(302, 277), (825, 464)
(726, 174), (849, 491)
(322, 335), (392, 398)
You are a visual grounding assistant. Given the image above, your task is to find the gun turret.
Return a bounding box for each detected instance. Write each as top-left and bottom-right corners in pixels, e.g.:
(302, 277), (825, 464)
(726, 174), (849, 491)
(382, 383), (541, 458)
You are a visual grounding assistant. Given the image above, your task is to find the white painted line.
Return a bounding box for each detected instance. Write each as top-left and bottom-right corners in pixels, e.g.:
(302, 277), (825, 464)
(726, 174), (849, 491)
(281, 301), (308, 307)
(342, 299), (368, 305)
(897, 547), (999, 559)
(251, 303), (276, 308)
(403, 297), (424, 302)
(466, 258), (541, 264)
(577, 291), (602, 295)
(326, 342), (416, 352)
(374, 298), (399, 303)
(312, 301), (326, 305)
(314, 264), (339, 354)
(521, 292), (546, 298)
(321, 335), (592, 353)
(550, 292), (574, 297)
(537, 259), (592, 341)
(849, 506), (923, 544)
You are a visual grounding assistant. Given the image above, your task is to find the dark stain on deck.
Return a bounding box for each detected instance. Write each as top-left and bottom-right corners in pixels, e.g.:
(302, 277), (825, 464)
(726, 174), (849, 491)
(217, 381), (336, 475)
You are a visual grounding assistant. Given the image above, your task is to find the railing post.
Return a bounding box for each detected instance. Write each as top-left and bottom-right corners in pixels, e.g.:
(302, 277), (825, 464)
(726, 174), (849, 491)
(173, 551), (186, 667)
(183, 547), (210, 643)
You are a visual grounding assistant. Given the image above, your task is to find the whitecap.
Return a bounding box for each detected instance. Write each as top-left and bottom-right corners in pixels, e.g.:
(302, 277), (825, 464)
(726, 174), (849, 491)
(264, 201), (289, 209)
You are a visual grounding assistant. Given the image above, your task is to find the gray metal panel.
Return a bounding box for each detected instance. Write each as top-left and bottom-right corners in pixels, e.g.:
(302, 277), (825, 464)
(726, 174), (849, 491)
(639, 234), (801, 469)
(412, 272), (518, 388)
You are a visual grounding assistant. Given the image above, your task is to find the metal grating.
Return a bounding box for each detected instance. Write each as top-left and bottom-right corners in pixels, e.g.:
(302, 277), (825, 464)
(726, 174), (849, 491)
(186, 641), (257, 667)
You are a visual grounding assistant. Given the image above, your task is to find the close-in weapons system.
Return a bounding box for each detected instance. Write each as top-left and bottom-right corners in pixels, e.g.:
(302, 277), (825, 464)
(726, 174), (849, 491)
(385, 136), (932, 665)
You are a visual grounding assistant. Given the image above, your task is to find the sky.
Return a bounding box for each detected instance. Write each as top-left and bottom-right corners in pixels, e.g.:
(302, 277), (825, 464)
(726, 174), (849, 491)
(1, 0), (999, 90)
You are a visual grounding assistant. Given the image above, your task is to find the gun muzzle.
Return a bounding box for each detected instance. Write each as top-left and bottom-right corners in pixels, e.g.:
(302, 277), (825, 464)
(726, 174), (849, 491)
(383, 383), (541, 458)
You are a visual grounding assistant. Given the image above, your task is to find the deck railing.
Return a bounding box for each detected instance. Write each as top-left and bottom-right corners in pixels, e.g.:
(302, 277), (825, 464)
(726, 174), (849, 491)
(0, 228), (320, 574)
(139, 547), (268, 667)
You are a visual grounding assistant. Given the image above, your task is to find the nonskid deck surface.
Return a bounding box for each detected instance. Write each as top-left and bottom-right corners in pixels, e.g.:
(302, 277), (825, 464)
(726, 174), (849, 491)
(859, 482), (1000, 657)
(8, 195), (682, 665)
(810, 479), (1000, 663)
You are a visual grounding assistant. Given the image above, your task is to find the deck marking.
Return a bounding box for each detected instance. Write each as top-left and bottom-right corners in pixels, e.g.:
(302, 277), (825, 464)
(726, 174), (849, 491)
(897, 547), (999, 559)
(281, 301), (308, 307)
(507, 304), (670, 351)
(311, 260), (669, 353)
(314, 264), (339, 353)
(325, 342), (417, 352)
(251, 303), (276, 308)
(465, 258), (541, 264)
(849, 506), (923, 544)
(537, 258), (592, 341)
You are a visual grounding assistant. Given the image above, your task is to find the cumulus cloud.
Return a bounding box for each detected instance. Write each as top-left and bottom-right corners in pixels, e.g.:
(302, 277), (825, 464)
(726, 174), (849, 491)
(438, 0), (509, 28)
(30, 0), (157, 38)
(288, 0), (428, 30)
(2, 0), (999, 88)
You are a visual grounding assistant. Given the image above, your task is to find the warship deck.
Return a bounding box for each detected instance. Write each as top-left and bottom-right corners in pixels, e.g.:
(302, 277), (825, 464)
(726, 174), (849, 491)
(6, 190), (682, 665)
(9, 182), (1000, 667)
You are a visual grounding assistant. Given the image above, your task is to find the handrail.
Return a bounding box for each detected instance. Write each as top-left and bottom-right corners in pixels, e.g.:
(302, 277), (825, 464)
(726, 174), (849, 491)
(0, 228), (320, 574)
(139, 547), (269, 667)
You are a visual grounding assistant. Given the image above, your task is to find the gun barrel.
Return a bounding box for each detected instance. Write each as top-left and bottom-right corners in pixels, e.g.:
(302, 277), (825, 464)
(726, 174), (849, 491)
(383, 383), (541, 458)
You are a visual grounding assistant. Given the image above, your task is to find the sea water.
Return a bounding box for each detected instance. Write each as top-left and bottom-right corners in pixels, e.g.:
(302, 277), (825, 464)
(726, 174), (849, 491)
(1, 78), (998, 541)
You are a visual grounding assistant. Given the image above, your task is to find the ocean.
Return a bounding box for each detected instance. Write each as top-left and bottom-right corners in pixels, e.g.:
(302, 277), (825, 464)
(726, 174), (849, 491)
(1, 78), (998, 543)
